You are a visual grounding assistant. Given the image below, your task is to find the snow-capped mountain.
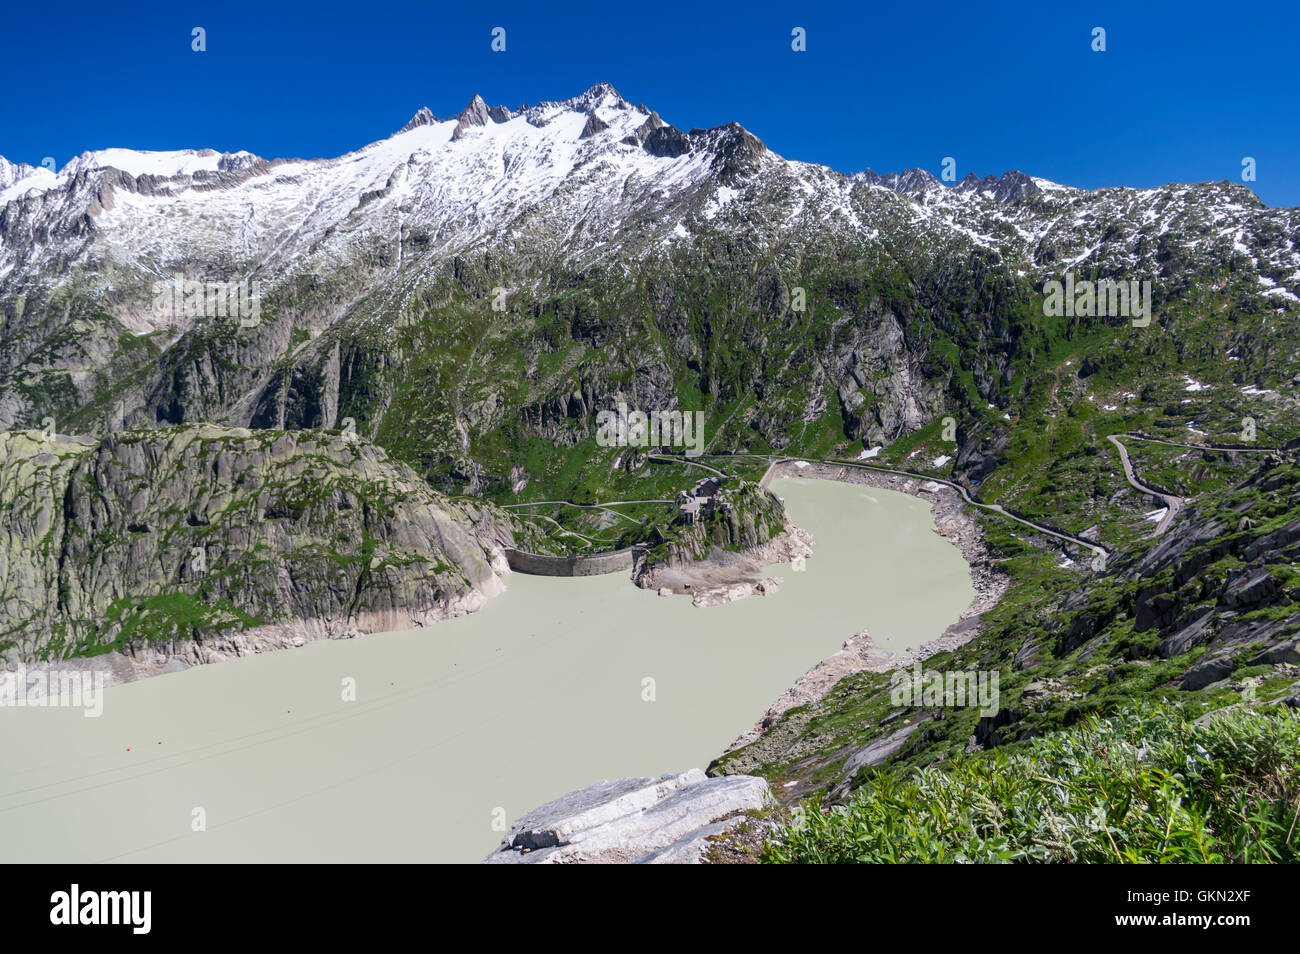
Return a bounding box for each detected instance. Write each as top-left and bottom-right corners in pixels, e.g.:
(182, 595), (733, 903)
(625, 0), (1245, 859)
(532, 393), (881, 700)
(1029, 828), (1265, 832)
(1, 84), (759, 328)
(0, 82), (1297, 449)
(5, 80), (1297, 332)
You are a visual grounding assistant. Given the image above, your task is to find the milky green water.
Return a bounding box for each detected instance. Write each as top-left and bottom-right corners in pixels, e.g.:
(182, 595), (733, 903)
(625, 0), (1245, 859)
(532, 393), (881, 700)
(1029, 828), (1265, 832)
(0, 476), (973, 863)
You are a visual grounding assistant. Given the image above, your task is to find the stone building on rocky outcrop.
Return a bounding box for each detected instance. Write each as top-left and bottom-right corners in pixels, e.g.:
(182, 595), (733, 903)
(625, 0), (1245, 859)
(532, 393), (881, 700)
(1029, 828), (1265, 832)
(677, 476), (727, 525)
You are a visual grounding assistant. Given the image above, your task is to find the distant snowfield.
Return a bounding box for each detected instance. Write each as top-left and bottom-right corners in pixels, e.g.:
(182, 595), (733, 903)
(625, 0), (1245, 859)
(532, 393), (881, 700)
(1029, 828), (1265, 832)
(3, 83), (1296, 331)
(1030, 176), (1075, 194)
(91, 148), (237, 178)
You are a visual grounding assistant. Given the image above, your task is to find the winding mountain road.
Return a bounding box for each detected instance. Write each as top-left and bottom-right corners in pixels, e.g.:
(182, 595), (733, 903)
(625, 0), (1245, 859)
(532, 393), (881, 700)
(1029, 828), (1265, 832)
(503, 498), (673, 510)
(647, 454), (730, 478)
(511, 434), (1287, 567)
(1106, 433), (1284, 537)
(702, 452), (1111, 565)
(1106, 435), (1183, 535)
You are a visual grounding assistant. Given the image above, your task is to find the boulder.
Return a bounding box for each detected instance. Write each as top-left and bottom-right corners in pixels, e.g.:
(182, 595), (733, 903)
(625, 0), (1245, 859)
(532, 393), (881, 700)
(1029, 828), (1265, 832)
(635, 818), (748, 864)
(829, 722), (924, 799)
(484, 769), (770, 864)
(1220, 567), (1278, 608)
(691, 577), (782, 607)
(1156, 609), (1216, 658)
(1134, 589), (1179, 631)
(1248, 636), (1300, 667)
(1181, 656), (1234, 691)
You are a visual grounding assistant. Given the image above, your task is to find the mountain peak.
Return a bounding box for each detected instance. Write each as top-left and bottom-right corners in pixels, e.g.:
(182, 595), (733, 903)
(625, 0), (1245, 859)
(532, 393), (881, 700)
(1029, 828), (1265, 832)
(455, 94), (492, 125)
(570, 82), (630, 112)
(853, 167), (1042, 202)
(0, 156), (39, 188)
(451, 94), (512, 140)
(951, 170), (1041, 202)
(397, 106), (441, 134)
(852, 167), (942, 194)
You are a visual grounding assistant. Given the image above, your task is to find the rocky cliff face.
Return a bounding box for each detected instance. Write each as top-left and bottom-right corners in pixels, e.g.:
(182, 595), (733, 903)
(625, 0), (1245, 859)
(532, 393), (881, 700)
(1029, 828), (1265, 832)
(0, 425), (531, 667)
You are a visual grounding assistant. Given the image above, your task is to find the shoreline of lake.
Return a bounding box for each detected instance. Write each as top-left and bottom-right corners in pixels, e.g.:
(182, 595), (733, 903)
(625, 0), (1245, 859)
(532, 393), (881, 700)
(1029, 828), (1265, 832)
(0, 476), (978, 863)
(721, 463), (1008, 753)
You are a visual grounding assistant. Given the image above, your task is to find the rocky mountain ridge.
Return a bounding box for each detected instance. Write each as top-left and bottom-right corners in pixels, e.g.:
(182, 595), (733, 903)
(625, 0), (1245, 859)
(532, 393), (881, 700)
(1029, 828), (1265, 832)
(0, 424), (533, 667)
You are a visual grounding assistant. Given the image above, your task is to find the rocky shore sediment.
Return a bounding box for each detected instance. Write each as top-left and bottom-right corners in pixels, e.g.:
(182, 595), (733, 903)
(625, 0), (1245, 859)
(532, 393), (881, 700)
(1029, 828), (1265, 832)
(722, 461), (1008, 752)
(33, 576), (507, 689)
(633, 525), (814, 607)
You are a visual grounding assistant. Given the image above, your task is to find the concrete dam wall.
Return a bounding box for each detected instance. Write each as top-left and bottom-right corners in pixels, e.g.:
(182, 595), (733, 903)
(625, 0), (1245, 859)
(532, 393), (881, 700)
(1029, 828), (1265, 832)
(503, 545), (643, 577)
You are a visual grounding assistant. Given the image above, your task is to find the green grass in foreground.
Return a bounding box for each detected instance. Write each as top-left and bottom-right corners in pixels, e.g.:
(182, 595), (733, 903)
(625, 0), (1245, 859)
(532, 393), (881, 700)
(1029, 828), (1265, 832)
(760, 705), (1300, 863)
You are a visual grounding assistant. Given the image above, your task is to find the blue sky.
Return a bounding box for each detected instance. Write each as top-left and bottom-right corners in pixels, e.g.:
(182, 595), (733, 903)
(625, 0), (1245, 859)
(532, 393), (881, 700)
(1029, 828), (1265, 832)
(3, 0), (1297, 206)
